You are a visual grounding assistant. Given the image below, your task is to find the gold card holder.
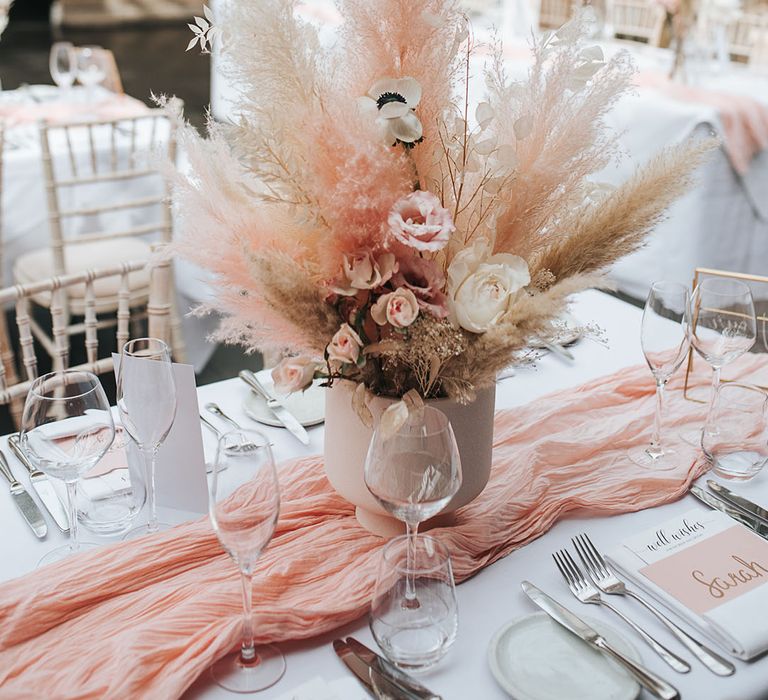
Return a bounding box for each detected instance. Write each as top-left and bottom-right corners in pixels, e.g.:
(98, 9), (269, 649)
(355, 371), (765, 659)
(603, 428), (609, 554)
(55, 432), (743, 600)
(684, 267), (768, 402)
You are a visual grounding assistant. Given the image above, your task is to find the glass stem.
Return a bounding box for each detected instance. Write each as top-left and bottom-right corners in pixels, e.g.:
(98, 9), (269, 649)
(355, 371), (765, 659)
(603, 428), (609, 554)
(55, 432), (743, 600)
(66, 480), (79, 553)
(239, 566), (257, 664)
(144, 447), (159, 533)
(405, 520), (419, 603)
(704, 366), (722, 434)
(648, 379), (665, 459)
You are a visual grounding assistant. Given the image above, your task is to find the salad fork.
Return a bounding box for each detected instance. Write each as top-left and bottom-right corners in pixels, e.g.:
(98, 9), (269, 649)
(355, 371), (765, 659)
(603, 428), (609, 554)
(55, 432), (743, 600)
(553, 549), (691, 673)
(572, 533), (735, 676)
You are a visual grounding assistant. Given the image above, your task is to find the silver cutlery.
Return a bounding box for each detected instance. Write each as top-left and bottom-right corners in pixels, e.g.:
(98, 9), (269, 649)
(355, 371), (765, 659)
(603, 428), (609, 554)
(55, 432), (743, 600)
(238, 369), (310, 445)
(690, 485), (768, 539)
(345, 637), (441, 700)
(7, 434), (69, 533)
(200, 414), (223, 439)
(522, 581), (680, 700)
(543, 340), (575, 361)
(0, 448), (47, 539)
(205, 402), (245, 431)
(573, 533), (735, 676)
(553, 548), (691, 673)
(707, 480), (768, 525)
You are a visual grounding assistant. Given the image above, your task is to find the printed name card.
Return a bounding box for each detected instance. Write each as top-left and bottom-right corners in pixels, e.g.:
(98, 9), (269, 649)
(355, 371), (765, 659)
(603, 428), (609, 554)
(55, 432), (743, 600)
(620, 509), (768, 615)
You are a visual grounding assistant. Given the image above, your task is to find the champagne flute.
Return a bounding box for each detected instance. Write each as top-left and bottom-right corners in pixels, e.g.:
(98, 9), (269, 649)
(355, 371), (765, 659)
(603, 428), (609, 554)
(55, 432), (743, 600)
(684, 278), (756, 444)
(49, 42), (76, 95)
(628, 282), (690, 470)
(19, 370), (115, 566)
(117, 338), (176, 536)
(364, 405), (461, 606)
(209, 429), (284, 693)
(76, 45), (106, 102)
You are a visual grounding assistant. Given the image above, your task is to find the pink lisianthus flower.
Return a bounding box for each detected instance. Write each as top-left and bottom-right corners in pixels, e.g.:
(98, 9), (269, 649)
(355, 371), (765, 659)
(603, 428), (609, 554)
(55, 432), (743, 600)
(330, 250), (397, 296)
(387, 191), (454, 252)
(391, 256), (449, 318)
(327, 323), (364, 365)
(371, 288), (420, 328)
(271, 355), (317, 394)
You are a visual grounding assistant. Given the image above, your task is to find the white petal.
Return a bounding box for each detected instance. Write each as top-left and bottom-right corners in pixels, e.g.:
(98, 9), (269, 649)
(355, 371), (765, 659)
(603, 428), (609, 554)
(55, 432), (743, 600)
(514, 114), (534, 140)
(186, 36), (199, 51)
(195, 15), (209, 30)
(393, 77), (422, 108)
(379, 100), (410, 119)
(496, 143), (518, 168)
(474, 134), (497, 155)
(188, 23), (203, 34)
(356, 95), (379, 117)
(203, 4), (214, 22)
(476, 101), (494, 128)
(368, 78), (400, 100)
(389, 112), (423, 143)
(580, 45), (604, 61)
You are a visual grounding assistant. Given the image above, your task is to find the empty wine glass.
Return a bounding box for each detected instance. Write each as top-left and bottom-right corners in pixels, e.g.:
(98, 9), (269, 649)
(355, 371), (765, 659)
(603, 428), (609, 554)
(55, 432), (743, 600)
(209, 429), (283, 693)
(117, 337), (176, 536)
(364, 405), (461, 606)
(76, 45), (106, 101)
(629, 281), (690, 470)
(19, 370), (115, 566)
(684, 278), (756, 445)
(49, 42), (76, 94)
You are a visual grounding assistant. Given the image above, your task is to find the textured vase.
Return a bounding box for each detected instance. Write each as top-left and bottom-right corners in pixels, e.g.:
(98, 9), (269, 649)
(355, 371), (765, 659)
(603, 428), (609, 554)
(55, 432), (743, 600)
(324, 379), (496, 536)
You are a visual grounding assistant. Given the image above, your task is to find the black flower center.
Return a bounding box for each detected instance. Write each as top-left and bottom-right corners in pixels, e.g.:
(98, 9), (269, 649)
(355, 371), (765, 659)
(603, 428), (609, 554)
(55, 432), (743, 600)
(376, 91), (407, 110)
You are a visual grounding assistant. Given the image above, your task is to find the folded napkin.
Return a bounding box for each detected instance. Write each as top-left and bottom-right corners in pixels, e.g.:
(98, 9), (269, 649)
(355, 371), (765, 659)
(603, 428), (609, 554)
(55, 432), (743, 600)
(1, 354), (766, 699)
(609, 507), (768, 660)
(271, 676), (368, 700)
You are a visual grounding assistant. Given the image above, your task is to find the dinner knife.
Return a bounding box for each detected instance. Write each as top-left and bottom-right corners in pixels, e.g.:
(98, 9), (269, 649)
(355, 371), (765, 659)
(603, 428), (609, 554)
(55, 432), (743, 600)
(691, 485), (768, 539)
(8, 434), (69, 532)
(238, 369), (310, 445)
(0, 448), (47, 539)
(521, 581), (680, 700)
(707, 480), (768, 526)
(346, 637), (442, 700)
(333, 638), (416, 699)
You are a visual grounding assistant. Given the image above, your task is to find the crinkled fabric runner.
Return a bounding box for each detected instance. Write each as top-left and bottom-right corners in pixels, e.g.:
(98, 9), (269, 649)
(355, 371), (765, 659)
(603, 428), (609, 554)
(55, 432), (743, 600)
(0, 356), (764, 699)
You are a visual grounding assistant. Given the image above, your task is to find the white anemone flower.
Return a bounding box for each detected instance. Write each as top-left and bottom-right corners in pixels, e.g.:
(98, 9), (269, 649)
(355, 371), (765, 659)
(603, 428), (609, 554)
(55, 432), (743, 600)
(357, 77), (423, 147)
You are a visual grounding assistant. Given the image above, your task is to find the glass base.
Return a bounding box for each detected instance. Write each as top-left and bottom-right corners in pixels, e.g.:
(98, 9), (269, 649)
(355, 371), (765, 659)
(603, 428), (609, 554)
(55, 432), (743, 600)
(210, 645), (286, 693)
(123, 521), (173, 540)
(628, 445), (679, 471)
(37, 541), (98, 568)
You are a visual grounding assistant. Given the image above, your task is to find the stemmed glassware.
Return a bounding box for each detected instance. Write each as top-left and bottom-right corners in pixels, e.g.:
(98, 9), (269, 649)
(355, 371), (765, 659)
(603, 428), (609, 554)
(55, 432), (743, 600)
(364, 405), (461, 606)
(683, 278), (756, 445)
(49, 42), (77, 94)
(208, 429), (284, 693)
(117, 337), (177, 536)
(628, 281), (691, 470)
(75, 45), (106, 102)
(19, 370), (115, 566)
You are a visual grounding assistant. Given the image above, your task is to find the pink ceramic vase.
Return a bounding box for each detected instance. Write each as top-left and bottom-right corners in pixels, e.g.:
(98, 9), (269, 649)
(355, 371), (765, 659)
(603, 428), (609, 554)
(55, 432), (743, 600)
(324, 379), (496, 535)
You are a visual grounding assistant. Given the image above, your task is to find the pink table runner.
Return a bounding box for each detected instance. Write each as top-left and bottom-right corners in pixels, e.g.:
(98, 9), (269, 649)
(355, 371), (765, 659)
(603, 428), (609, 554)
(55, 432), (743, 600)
(0, 93), (149, 128)
(0, 355), (764, 699)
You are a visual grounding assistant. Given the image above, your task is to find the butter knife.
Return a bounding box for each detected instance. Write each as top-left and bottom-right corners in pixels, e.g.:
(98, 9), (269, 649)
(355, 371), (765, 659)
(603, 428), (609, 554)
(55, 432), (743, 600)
(346, 637), (442, 700)
(8, 434), (69, 532)
(0, 448), (47, 539)
(691, 485), (768, 539)
(522, 581), (680, 700)
(238, 370), (310, 445)
(333, 638), (413, 699)
(707, 480), (768, 525)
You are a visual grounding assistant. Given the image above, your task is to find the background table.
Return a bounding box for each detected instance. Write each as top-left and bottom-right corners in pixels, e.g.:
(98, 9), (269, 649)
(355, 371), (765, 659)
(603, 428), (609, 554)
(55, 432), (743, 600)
(2, 289), (768, 699)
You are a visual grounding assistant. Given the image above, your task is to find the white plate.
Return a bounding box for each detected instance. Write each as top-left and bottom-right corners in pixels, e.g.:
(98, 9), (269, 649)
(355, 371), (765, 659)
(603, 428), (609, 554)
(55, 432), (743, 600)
(242, 369), (325, 428)
(488, 612), (641, 700)
(528, 311), (583, 348)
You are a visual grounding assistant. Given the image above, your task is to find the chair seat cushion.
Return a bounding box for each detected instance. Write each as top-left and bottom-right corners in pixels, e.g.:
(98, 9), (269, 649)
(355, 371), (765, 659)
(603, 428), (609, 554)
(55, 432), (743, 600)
(13, 238), (152, 314)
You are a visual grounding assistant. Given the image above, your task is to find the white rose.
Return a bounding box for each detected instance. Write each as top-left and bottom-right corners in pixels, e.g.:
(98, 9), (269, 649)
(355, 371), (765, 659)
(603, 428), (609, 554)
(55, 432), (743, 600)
(271, 355), (317, 394)
(327, 323), (364, 365)
(447, 239), (530, 333)
(370, 288), (420, 328)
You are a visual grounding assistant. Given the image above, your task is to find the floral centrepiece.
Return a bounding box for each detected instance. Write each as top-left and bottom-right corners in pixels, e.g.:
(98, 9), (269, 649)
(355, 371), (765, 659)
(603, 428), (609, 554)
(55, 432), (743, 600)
(173, 0), (710, 406)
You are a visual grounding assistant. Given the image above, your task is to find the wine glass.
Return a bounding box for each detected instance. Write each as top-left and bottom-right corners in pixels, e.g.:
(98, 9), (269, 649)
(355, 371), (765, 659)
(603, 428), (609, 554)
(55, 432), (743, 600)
(49, 42), (76, 94)
(628, 281), (691, 470)
(76, 45), (106, 102)
(117, 337), (177, 536)
(364, 405), (461, 606)
(18, 370), (115, 566)
(684, 278), (756, 444)
(209, 429), (283, 693)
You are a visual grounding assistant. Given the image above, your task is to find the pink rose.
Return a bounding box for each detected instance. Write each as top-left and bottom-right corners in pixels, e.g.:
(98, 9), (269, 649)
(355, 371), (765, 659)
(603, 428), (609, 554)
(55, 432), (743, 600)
(327, 323), (364, 365)
(391, 256), (449, 318)
(271, 355), (317, 394)
(371, 288), (420, 328)
(388, 191), (454, 252)
(331, 251), (397, 296)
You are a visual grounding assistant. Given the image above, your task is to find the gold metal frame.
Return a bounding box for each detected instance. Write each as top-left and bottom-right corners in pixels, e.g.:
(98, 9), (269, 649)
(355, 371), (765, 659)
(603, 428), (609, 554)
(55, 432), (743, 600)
(683, 267), (768, 401)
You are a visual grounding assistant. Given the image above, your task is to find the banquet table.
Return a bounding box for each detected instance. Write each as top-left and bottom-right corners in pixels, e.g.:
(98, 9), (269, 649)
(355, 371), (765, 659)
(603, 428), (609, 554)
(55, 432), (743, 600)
(2, 289), (768, 699)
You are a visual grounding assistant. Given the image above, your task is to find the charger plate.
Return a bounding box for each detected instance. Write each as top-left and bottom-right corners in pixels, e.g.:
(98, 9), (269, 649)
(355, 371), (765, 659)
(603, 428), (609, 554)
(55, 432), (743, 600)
(488, 612), (641, 700)
(242, 369), (325, 428)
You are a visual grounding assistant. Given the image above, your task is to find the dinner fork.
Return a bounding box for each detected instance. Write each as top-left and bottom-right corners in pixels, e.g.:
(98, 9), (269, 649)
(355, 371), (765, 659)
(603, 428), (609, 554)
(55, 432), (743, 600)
(553, 549), (691, 673)
(573, 533), (735, 677)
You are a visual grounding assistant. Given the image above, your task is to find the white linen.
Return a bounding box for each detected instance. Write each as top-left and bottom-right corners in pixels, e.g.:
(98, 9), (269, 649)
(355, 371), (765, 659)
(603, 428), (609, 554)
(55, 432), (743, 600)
(270, 676), (367, 700)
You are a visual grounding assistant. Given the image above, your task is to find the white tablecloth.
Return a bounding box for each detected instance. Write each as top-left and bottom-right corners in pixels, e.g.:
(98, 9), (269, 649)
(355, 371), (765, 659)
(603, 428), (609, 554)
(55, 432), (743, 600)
(3, 289), (768, 699)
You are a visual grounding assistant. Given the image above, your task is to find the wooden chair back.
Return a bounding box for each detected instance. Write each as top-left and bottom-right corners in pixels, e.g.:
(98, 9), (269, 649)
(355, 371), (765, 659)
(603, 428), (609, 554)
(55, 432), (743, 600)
(539, 0), (573, 29)
(611, 0), (666, 44)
